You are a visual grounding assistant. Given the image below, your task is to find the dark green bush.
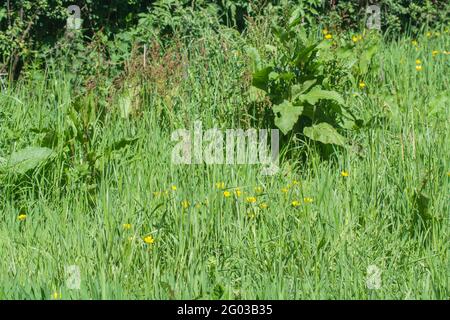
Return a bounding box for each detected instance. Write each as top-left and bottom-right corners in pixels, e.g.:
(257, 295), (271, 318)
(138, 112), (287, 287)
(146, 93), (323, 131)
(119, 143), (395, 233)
(0, 0), (448, 79)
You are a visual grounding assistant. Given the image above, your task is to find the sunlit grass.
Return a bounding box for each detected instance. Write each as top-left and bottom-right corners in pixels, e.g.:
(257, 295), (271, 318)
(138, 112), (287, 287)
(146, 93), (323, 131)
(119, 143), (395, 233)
(0, 29), (448, 299)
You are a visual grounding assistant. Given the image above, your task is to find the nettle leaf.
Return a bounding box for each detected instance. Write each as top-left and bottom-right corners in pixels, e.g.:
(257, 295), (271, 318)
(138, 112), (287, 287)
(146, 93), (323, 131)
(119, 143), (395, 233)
(5, 147), (54, 174)
(297, 86), (345, 105)
(252, 67), (273, 92)
(303, 123), (346, 146)
(273, 100), (304, 135)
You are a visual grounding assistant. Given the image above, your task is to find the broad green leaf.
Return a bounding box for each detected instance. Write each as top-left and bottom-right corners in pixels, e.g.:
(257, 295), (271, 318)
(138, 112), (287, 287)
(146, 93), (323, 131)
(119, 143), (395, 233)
(303, 123), (346, 146)
(292, 79), (317, 98)
(6, 147), (53, 174)
(359, 43), (379, 74)
(288, 8), (302, 26)
(273, 100), (304, 135)
(297, 87), (345, 105)
(248, 86), (266, 102)
(252, 67), (273, 92)
(294, 44), (318, 66)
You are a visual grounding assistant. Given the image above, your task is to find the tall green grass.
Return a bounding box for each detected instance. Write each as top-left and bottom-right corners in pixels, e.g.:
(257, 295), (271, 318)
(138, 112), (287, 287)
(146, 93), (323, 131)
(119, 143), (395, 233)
(0, 28), (448, 299)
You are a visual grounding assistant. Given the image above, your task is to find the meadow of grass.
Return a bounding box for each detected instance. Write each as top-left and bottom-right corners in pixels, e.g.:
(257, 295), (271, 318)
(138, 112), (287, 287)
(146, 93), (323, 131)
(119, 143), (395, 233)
(0, 25), (448, 299)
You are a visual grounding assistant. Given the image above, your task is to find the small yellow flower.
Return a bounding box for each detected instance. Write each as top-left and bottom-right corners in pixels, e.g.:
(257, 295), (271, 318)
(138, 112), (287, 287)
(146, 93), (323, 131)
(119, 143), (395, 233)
(352, 35), (359, 43)
(415, 59), (422, 65)
(415, 65), (423, 71)
(341, 171), (349, 177)
(51, 291), (61, 300)
(181, 200), (190, 209)
(144, 235), (155, 245)
(292, 180), (300, 186)
(359, 81), (366, 89)
(246, 197), (257, 204)
(235, 189), (242, 197)
(215, 182), (225, 190)
(432, 50), (440, 57)
(259, 203), (268, 209)
(281, 187), (289, 194)
(426, 32), (432, 37)
(325, 34), (333, 40)
(223, 191), (232, 198)
(303, 197), (314, 204)
(254, 186), (263, 194)
(17, 214), (27, 221)
(291, 200), (301, 207)
(411, 40), (418, 46)
(171, 185), (177, 191)
(123, 223), (132, 230)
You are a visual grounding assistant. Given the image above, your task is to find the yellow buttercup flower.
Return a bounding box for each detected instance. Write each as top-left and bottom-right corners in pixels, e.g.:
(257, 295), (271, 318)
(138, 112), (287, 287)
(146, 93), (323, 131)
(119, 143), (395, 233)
(144, 235), (155, 245)
(341, 171), (349, 177)
(18, 214), (27, 221)
(246, 197), (257, 204)
(292, 180), (300, 186)
(223, 190), (232, 198)
(352, 35), (359, 43)
(291, 200), (301, 207)
(415, 65), (423, 71)
(426, 32), (432, 37)
(411, 40), (418, 46)
(325, 34), (332, 40)
(304, 197), (314, 204)
(123, 223), (132, 230)
(171, 185), (177, 191)
(281, 187), (289, 194)
(181, 200), (190, 209)
(415, 59), (422, 65)
(259, 203), (268, 209)
(254, 186), (263, 194)
(215, 182), (225, 190)
(432, 50), (440, 57)
(359, 81), (366, 89)
(51, 291), (61, 300)
(235, 189), (242, 197)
